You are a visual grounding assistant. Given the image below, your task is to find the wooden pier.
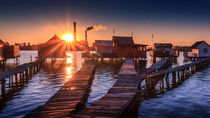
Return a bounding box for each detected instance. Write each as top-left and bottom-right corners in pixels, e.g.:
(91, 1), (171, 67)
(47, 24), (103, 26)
(143, 57), (210, 95)
(21, 58), (170, 118)
(24, 62), (96, 118)
(146, 59), (170, 73)
(70, 58), (170, 118)
(70, 58), (139, 118)
(0, 60), (42, 103)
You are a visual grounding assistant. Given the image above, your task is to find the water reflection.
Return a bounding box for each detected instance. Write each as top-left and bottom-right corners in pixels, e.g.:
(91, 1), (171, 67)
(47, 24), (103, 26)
(139, 66), (210, 118)
(65, 66), (72, 82)
(86, 59), (123, 106)
(66, 52), (73, 64)
(0, 51), (83, 118)
(138, 52), (209, 118)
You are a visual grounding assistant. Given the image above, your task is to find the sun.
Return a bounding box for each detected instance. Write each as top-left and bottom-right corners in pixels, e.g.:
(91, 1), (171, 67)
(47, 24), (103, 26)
(63, 33), (74, 42)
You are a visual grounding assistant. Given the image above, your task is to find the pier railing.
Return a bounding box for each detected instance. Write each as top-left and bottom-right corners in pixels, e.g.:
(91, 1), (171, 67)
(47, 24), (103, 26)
(142, 57), (210, 95)
(0, 60), (43, 103)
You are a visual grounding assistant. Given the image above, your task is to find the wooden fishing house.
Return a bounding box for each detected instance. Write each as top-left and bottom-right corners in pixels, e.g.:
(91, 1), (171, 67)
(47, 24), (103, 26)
(112, 36), (147, 58)
(150, 43), (174, 58)
(0, 39), (5, 61)
(188, 41), (210, 58)
(38, 35), (66, 59)
(94, 36), (147, 58)
(0, 39), (20, 64)
(95, 40), (114, 58)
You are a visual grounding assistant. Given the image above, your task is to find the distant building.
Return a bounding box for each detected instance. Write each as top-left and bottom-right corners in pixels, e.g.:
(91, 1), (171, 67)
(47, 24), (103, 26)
(188, 41), (210, 57)
(151, 43), (174, 57)
(112, 36), (147, 58)
(0, 39), (20, 61)
(38, 34), (90, 59)
(38, 35), (66, 59)
(3, 45), (20, 59)
(95, 40), (113, 57)
(0, 39), (5, 61)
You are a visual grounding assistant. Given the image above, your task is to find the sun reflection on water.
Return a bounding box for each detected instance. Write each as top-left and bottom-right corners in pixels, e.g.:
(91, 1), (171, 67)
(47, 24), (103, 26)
(65, 66), (72, 82)
(66, 58), (72, 63)
(65, 55), (73, 82)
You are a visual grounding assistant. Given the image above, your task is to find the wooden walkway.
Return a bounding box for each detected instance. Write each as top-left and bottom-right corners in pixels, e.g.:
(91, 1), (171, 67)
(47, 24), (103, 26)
(143, 57), (210, 95)
(69, 58), (171, 118)
(0, 60), (42, 101)
(146, 59), (170, 73)
(148, 57), (210, 78)
(119, 58), (136, 75)
(70, 58), (139, 118)
(24, 62), (96, 118)
(24, 58), (170, 118)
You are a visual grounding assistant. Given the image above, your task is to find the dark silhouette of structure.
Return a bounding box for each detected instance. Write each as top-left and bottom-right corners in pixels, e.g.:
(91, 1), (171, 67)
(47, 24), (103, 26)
(94, 36), (147, 58)
(0, 39), (20, 66)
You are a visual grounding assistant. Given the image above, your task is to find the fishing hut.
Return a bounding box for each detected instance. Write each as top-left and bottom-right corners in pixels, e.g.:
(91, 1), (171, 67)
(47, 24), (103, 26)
(187, 41), (210, 61)
(112, 36), (147, 58)
(38, 35), (66, 59)
(95, 40), (114, 58)
(0, 39), (20, 67)
(93, 36), (147, 61)
(150, 43), (177, 62)
(0, 39), (4, 62)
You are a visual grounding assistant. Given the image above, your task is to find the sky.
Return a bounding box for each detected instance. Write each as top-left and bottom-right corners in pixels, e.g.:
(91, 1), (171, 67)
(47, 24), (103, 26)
(0, 0), (210, 46)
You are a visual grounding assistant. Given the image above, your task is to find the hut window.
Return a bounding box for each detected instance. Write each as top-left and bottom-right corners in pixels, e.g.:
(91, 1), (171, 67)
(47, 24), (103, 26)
(203, 48), (208, 53)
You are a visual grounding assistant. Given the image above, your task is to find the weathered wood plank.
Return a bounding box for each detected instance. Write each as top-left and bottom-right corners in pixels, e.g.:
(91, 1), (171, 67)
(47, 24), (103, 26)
(119, 58), (136, 75)
(24, 63), (95, 118)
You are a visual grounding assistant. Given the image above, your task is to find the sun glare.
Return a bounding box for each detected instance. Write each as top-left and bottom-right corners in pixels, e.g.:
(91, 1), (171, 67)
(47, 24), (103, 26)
(63, 33), (74, 42)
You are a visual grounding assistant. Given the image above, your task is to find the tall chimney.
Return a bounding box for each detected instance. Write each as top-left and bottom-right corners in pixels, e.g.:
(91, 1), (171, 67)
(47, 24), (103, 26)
(73, 22), (76, 41)
(85, 30), (87, 43)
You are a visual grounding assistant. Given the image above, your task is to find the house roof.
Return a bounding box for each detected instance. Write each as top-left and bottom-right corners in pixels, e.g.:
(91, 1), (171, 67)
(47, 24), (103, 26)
(0, 39), (5, 45)
(112, 36), (134, 46)
(154, 43), (173, 48)
(191, 41), (209, 48)
(95, 40), (112, 46)
(44, 35), (63, 45)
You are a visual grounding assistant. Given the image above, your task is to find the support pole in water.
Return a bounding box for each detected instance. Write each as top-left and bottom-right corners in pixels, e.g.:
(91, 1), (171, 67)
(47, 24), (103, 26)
(1, 79), (6, 101)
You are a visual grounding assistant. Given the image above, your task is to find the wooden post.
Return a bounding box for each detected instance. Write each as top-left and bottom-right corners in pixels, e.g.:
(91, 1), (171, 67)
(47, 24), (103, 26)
(172, 72), (176, 87)
(11, 75), (14, 87)
(19, 72), (22, 85)
(165, 74), (170, 90)
(161, 78), (164, 93)
(15, 73), (18, 86)
(30, 67), (32, 77)
(181, 70), (185, 82)
(177, 71), (180, 84)
(1, 79), (6, 101)
(9, 76), (11, 87)
(22, 71), (25, 83)
(26, 69), (29, 80)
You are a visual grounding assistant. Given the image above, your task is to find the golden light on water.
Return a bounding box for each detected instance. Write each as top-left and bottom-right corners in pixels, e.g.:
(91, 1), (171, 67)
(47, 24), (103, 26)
(65, 53), (73, 82)
(66, 52), (73, 63)
(63, 33), (74, 42)
(66, 58), (72, 63)
(65, 66), (72, 82)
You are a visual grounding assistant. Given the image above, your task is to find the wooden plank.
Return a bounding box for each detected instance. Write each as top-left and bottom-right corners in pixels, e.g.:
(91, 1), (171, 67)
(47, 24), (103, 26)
(24, 63), (95, 118)
(119, 58), (136, 75)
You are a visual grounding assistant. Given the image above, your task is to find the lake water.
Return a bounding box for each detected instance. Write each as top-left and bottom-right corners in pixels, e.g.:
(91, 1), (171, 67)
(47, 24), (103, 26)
(0, 51), (83, 118)
(0, 51), (122, 118)
(138, 52), (210, 118)
(138, 65), (210, 118)
(0, 51), (209, 118)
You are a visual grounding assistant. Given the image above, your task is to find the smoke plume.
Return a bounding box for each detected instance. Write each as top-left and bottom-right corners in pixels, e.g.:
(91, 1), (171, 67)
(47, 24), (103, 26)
(86, 25), (106, 31)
